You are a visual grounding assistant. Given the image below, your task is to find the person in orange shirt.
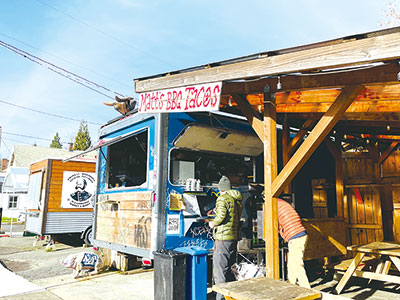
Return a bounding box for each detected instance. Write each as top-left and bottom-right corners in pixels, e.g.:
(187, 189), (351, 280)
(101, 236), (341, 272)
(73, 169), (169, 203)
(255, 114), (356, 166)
(277, 195), (310, 288)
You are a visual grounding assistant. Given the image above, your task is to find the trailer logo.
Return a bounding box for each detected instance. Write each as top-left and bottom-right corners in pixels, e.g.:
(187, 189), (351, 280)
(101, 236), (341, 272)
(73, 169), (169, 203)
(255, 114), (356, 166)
(61, 172), (96, 208)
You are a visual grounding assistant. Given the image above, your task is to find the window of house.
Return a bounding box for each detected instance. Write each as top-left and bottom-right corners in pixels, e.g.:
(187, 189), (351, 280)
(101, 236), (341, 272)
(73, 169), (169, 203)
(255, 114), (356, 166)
(106, 129), (148, 189)
(8, 195), (18, 209)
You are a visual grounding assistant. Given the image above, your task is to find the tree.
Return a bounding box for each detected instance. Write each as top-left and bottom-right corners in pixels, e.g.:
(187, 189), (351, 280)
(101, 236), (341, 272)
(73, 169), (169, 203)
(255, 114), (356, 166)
(380, 1), (400, 27)
(50, 132), (62, 148)
(73, 121), (92, 151)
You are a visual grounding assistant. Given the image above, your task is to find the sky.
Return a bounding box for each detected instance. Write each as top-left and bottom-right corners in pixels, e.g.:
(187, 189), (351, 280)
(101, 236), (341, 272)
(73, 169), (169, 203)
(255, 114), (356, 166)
(0, 0), (394, 160)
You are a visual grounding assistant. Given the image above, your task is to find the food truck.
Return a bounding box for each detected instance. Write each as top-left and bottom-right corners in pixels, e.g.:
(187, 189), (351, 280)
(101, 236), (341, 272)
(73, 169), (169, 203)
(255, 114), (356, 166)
(25, 157), (96, 244)
(82, 82), (265, 262)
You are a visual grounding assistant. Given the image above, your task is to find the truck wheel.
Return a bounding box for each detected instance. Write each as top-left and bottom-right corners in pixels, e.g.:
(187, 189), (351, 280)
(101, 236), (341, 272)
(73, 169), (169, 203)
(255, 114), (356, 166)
(82, 226), (93, 246)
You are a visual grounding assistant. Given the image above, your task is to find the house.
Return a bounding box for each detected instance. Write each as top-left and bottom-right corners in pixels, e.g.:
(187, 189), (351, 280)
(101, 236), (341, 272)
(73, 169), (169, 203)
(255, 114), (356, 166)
(1, 167), (29, 220)
(1, 145), (95, 221)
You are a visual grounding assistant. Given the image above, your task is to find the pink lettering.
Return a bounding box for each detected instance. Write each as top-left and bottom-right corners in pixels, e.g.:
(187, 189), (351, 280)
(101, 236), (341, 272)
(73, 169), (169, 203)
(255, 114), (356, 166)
(203, 87), (211, 107)
(211, 85), (220, 107)
(140, 94), (147, 112)
(176, 91), (182, 110)
(196, 87), (204, 107)
(184, 87), (195, 110)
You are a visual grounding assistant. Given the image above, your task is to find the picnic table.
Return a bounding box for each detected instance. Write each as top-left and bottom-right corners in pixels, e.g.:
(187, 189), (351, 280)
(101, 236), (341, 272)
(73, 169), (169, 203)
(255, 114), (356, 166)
(335, 241), (400, 294)
(212, 277), (321, 300)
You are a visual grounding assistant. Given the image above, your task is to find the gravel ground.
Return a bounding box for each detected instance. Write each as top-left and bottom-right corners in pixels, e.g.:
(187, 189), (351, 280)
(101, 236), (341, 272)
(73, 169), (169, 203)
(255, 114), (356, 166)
(0, 236), (88, 282)
(0, 236), (155, 300)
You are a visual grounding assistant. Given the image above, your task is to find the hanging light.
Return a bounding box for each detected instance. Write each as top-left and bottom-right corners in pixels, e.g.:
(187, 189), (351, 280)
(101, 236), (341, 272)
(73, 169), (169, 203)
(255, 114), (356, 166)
(387, 124), (391, 131)
(277, 76), (282, 90)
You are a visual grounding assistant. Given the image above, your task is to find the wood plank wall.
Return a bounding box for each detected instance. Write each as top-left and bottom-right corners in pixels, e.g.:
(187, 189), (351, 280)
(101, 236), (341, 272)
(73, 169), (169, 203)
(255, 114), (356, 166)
(48, 160), (96, 212)
(312, 179), (328, 218)
(382, 150), (400, 178)
(342, 153), (384, 245)
(29, 159), (49, 211)
(31, 159), (96, 213)
(96, 191), (153, 250)
(382, 150), (400, 242)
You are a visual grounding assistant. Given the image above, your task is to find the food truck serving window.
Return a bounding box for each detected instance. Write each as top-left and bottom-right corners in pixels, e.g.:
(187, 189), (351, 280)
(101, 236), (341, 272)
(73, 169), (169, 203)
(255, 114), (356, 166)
(170, 148), (254, 186)
(106, 130), (148, 189)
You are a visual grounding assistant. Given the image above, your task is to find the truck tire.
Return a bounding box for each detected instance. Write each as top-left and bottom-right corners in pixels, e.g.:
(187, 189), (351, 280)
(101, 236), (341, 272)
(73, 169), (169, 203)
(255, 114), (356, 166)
(82, 226), (93, 246)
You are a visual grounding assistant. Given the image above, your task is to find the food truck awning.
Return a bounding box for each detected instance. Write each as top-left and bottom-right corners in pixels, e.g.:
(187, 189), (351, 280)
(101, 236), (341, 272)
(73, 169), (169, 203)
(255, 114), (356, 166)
(173, 124), (263, 156)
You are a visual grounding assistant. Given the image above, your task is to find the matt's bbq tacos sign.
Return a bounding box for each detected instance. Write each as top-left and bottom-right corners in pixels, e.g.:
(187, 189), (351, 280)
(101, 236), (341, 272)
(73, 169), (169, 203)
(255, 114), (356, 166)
(61, 172), (96, 209)
(138, 82), (222, 113)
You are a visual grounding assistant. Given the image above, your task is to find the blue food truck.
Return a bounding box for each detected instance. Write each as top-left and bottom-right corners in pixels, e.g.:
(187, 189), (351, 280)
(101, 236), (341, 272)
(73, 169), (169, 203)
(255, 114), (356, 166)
(84, 96), (264, 264)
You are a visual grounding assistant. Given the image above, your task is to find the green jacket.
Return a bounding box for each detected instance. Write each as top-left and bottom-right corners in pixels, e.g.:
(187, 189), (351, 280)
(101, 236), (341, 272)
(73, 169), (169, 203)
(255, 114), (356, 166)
(213, 190), (243, 241)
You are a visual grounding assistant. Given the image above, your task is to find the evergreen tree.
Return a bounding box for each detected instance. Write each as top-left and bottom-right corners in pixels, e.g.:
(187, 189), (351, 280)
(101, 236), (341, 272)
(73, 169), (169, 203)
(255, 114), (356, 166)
(73, 121), (92, 151)
(50, 132), (62, 148)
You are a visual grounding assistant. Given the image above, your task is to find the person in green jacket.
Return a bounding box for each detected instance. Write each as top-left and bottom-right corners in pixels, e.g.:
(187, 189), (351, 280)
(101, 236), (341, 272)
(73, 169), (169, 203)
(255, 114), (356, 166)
(209, 176), (242, 300)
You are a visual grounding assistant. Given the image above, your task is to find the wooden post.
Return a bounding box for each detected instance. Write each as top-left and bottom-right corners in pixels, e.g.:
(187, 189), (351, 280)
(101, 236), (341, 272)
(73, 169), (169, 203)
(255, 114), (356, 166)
(325, 139), (345, 218)
(263, 85), (280, 279)
(366, 143), (379, 163)
(282, 119), (291, 193)
(272, 85), (364, 198)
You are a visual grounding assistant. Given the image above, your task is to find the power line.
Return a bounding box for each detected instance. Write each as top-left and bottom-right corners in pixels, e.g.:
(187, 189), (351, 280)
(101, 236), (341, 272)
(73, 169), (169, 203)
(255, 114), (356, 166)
(0, 99), (102, 126)
(3, 131), (52, 141)
(1, 138), (12, 160)
(2, 137), (37, 145)
(0, 32), (132, 90)
(0, 39), (126, 100)
(35, 0), (176, 68)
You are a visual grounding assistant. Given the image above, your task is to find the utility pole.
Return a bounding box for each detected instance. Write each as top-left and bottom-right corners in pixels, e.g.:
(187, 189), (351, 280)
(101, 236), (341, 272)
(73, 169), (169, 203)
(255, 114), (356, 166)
(0, 126), (2, 157)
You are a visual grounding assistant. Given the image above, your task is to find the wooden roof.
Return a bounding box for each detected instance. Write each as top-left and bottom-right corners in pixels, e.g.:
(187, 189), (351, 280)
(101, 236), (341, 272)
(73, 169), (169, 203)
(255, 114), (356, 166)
(134, 27), (400, 280)
(135, 27), (400, 136)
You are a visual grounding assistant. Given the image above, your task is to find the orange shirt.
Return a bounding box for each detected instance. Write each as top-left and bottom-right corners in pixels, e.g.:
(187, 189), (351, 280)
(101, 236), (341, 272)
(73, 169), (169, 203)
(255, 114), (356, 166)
(277, 198), (306, 242)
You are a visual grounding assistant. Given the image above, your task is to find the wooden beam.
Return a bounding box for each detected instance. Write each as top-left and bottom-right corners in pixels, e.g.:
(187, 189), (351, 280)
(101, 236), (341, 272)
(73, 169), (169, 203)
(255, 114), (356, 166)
(135, 31), (400, 92)
(283, 112), (400, 122)
(231, 94), (264, 140)
(335, 252), (365, 294)
(288, 119), (316, 156)
(325, 139), (345, 218)
(277, 99), (400, 114)
(272, 85), (364, 198)
(263, 86), (280, 279)
(379, 141), (400, 164)
(223, 62), (400, 94)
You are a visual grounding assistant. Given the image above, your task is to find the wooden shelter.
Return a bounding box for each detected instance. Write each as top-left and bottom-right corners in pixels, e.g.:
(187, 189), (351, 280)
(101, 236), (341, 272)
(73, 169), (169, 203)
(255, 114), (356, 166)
(135, 27), (400, 279)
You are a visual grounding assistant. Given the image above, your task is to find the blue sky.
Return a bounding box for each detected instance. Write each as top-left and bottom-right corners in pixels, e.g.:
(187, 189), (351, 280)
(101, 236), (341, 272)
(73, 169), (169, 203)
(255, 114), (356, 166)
(0, 0), (393, 160)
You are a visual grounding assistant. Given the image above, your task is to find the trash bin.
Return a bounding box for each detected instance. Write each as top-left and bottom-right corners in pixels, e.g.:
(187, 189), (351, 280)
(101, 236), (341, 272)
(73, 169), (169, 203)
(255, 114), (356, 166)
(175, 246), (208, 300)
(153, 249), (187, 300)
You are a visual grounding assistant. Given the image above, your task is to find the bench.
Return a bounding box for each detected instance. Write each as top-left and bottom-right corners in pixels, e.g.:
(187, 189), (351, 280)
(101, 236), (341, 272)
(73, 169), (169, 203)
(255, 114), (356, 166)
(213, 277), (321, 300)
(325, 256), (378, 272)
